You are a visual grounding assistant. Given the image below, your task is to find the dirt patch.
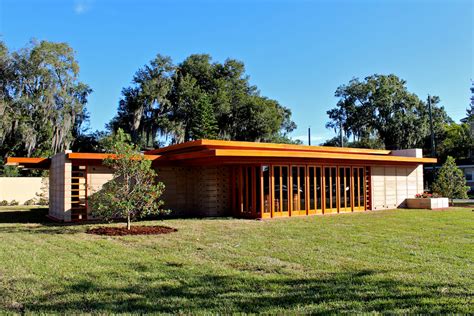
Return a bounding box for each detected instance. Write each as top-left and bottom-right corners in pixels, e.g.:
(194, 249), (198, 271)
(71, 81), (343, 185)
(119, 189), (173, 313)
(87, 225), (177, 236)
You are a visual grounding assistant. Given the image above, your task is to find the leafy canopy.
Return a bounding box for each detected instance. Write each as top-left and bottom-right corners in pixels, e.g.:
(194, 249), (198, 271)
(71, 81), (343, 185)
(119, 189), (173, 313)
(326, 74), (452, 150)
(432, 156), (469, 201)
(88, 129), (168, 229)
(0, 40), (91, 159)
(109, 54), (298, 148)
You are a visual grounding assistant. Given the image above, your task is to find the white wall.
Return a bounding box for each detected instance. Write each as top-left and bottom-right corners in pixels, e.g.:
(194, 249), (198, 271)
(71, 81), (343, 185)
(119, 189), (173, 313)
(0, 177), (47, 204)
(371, 164), (424, 210)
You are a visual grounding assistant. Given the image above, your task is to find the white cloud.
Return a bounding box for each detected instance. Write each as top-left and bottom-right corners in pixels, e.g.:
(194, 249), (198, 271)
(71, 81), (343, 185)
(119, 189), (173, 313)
(74, 0), (92, 15)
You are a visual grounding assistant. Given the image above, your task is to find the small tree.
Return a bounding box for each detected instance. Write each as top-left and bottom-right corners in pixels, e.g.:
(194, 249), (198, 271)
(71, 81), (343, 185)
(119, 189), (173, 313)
(89, 129), (168, 229)
(432, 156), (470, 205)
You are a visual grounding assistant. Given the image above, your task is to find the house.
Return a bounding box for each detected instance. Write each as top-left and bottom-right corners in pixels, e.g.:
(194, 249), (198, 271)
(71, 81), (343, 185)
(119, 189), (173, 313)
(5, 139), (436, 222)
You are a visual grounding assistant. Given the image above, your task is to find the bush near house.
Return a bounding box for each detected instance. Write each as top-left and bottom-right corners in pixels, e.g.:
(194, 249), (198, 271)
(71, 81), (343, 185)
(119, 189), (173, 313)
(432, 156), (470, 204)
(0, 200), (8, 206)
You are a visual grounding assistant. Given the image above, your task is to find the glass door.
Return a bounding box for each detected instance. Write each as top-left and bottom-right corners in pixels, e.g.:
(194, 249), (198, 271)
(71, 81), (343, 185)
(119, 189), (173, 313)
(339, 167), (352, 212)
(324, 167), (338, 214)
(308, 166), (322, 214)
(353, 167), (366, 211)
(291, 165), (307, 216)
(272, 165), (289, 217)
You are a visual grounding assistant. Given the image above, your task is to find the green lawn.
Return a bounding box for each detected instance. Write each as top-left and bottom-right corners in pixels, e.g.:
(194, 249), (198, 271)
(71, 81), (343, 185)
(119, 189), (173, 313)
(0, 208), (472, 313)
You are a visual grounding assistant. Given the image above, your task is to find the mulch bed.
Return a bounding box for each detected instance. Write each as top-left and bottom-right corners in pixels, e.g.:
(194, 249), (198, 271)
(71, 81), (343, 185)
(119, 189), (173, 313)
(87, 225), (177, 236)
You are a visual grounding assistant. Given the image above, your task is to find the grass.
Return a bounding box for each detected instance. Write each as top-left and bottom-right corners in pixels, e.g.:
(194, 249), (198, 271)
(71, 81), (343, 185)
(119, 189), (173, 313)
(0, 208), (472, 313)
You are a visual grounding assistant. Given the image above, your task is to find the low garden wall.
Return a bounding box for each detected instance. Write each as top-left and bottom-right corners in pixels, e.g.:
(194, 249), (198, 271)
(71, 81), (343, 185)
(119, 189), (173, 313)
(406, 197), (449, 210)
(0, 177), (48, 205)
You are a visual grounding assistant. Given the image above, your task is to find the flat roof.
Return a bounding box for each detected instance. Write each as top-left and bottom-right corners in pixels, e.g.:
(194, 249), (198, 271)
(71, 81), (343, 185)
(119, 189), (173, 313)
(145, 139), (393, 156)
(5, 139), (437, 168)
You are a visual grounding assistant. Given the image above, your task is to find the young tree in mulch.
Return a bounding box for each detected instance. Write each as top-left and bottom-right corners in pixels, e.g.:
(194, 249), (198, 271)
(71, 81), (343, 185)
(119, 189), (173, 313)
(89, 129), (169, 230)
(432, 156), (470, 205)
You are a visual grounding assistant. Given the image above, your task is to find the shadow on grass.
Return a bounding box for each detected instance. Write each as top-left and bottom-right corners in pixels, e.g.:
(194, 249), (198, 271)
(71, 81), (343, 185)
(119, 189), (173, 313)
(4, 269), (469, 314)
(0, 208), (49, 224)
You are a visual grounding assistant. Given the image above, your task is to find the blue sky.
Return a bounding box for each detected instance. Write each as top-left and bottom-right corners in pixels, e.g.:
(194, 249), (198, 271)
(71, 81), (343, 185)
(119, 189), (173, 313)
(1, 0), (473, 144)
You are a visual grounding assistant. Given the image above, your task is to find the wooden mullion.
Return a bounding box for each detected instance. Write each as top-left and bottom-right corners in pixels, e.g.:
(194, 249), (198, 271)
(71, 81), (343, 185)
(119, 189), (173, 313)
(259, 165), (264, 218)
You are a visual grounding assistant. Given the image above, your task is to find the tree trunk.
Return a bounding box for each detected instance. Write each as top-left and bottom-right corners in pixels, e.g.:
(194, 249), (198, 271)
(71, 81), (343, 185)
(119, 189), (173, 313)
(127, 214), (131, 230)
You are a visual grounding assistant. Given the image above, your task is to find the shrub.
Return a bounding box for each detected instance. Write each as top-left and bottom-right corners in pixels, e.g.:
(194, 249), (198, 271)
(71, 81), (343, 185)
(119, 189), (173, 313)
(432, 156), (470, 204)
(24, 198), (37, 206)
(9, 200), (19, 206)
(0, 200), (8, 206)
(37, 198), (49, 206)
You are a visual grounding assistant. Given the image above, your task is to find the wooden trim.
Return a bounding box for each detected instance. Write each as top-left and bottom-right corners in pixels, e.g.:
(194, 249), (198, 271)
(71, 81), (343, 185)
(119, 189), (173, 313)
(67, 153), (160, 161)
(145, 139), (392, 155)
(259, 166), (264, 218)
(213, 149), (436, 164)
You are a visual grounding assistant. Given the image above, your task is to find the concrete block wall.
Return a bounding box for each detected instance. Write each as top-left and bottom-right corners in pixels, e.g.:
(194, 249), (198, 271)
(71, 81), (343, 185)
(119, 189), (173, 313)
(371, 164), (424, 210)
(0, 177), (47, 204)
(155, 166), (231, 216)
(86, 165), (114, 218)
(49, 151), (72, 221)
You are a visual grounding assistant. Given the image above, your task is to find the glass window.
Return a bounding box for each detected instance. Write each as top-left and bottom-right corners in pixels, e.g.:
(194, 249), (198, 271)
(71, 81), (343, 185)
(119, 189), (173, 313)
(299, 166), (306, 211)
(262, 166), (270, 213)
(325, 168), (331, 209)
(316, 167), (322, 209)
(345, 168), (351, 210)
(282, 166), (289, 212)
(309, 167), (315, 210)
(274, 166), (280, 213)
(255, 166), (261, 214)
(331, 168), (337, 209)
(359, 168), (364, 207)
(339, 167), (345, 210)
(292, 166), (299, 211)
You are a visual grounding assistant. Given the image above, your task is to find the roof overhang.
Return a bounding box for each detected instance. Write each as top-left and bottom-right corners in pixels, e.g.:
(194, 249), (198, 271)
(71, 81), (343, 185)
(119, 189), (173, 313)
(67, 153), (161, 161)
(4, 157), (51, 169)
(147, 139), (436, 166)
(152, 147), (437, 166)
(145, 139), (393, 156)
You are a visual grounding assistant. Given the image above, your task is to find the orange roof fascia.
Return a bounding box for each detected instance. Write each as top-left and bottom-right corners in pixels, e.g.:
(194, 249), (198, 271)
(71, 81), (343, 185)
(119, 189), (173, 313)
(145, 139), (392, 156)
(67, 153), (161, 161)
(5, 157), (50, 166)
(212, 149), (437, 164)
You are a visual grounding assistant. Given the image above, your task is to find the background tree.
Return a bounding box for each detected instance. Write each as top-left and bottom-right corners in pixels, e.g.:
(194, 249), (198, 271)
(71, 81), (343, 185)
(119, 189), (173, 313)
(326, 74), (452, 151)
(431, 156), (470, 204)
(436, 123), (473, 161)
(189, 94), (218, 140)
(88, 129), (168, 230)
(109, 53), (297, 147)
(0, 40), (92, 159)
